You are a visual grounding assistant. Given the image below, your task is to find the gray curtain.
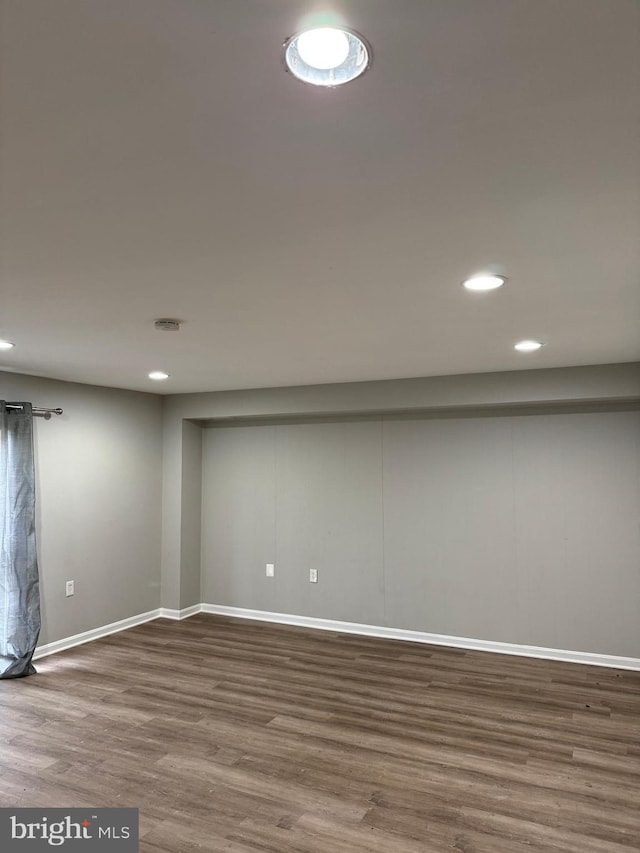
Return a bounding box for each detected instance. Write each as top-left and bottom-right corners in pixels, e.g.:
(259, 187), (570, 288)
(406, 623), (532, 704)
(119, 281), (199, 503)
(0, 401), (41, 678)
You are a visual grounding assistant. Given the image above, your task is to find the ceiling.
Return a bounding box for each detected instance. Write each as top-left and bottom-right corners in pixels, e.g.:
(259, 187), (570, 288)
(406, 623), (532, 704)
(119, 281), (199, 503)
(1, 0), (638, 395)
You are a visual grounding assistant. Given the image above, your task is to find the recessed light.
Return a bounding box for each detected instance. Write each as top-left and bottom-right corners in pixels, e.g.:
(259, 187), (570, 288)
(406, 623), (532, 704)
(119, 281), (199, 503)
(148, 371), (170, 381)
(462, 274), (506, 292)
(284, 27), (371, 87)
(298, 28), (349, 69)
(514, 340), (544, 352)
(0, 339), (15, 350)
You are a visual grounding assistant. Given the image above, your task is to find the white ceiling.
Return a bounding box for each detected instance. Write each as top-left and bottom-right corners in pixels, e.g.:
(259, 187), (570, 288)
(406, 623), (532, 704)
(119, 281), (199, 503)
(1, 0), (638, 394)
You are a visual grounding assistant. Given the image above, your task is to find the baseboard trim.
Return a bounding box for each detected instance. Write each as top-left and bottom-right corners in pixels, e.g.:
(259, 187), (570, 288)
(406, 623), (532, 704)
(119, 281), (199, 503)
(200, 603), (640, 671)
(34, 604), (204, 659)
(33, 602), (640, 671)
(159, 604), (202, 620)
(34, 608), (162, 660)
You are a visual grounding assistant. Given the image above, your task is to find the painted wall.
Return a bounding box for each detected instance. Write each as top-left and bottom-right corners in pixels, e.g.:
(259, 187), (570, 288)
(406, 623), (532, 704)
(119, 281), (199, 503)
(166, 362), (640, 422)
(1, 371), (163, 645)
(163, 362), (640, 610)
(201, 422), (385, 624)
(201, 408), (640, 658)
(4, 362), (638, 656)
(180, 419), (202, 609)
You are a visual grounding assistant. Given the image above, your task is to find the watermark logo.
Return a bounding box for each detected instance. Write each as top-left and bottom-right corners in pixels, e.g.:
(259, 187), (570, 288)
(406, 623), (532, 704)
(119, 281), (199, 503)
(0, 809), (138, 851)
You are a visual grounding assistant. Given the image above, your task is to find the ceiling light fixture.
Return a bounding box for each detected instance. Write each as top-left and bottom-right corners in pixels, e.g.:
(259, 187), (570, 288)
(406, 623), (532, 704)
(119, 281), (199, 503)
(148, 371), (170, 381)
(514, 340), (544, 352)
(462, 274), (506, 292)
(0, 339), (15, 350)
(298, 28), (349, 69)
(284, 27), (371, 86)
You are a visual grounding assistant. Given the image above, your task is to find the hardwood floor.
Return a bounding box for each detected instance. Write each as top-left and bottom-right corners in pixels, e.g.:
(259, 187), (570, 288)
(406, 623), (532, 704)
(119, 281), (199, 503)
(1, 614), (639, 852)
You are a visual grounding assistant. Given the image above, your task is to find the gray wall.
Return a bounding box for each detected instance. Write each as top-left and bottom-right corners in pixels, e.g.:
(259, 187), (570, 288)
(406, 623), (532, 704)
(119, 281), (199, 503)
(201, 422), (385, 624)
(4, 363), (637, 654)
(167, 362), (640, 422)
(180, 419), (203, 609)
(164, 362), (640, 610)
(1, 371), (163, 645)
(201, 408), (640, 658)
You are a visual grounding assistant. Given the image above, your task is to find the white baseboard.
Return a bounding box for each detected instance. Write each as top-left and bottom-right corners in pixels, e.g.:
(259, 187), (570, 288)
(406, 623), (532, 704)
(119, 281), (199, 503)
(33, 602), (640, 671)
(159, 604), (202, 620)
(34, 608), (162, 660)
(200, 603), (640, 671)
(34, 603), (204, 659)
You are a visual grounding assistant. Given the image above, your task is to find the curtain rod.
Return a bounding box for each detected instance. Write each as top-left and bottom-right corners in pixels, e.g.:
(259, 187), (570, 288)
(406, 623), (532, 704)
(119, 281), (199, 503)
(6, 404), (64, 420)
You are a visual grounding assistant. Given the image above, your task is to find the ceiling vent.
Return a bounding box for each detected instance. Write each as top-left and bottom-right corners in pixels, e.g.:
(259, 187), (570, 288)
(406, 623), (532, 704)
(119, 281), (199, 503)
(154, 319), (181, 332)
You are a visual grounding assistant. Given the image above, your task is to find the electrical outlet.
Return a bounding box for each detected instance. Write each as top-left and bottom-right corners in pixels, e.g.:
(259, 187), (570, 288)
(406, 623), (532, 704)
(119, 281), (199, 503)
(65, 580), (75, 597)
(309, 569), (318, 583)
(266, 563), (275, 578)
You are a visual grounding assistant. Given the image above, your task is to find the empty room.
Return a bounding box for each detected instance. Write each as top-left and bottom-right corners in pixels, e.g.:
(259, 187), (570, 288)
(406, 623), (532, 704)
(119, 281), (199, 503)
(1, 1), (639, 852)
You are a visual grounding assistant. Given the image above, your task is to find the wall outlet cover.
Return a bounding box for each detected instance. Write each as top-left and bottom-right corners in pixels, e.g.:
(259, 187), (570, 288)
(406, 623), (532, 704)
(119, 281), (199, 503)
(266, 563), (275, 577)
(309, 569), (318, 583)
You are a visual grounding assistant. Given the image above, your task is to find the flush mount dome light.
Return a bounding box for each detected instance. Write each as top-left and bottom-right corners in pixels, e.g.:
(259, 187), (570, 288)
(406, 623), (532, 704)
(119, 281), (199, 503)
(463, 274), (506, 292)
(148, 371), (170, 381)
(0, 339), (15, 350)
(284, 27), (371, 86)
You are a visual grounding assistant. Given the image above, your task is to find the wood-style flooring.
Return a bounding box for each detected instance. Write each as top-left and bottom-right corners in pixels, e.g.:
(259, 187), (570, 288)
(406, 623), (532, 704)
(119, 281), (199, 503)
(1, 614), (639, 852)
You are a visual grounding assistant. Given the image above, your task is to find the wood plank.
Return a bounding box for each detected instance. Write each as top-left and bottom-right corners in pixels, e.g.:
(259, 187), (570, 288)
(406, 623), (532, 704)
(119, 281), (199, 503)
(0, 614), (638, 852)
